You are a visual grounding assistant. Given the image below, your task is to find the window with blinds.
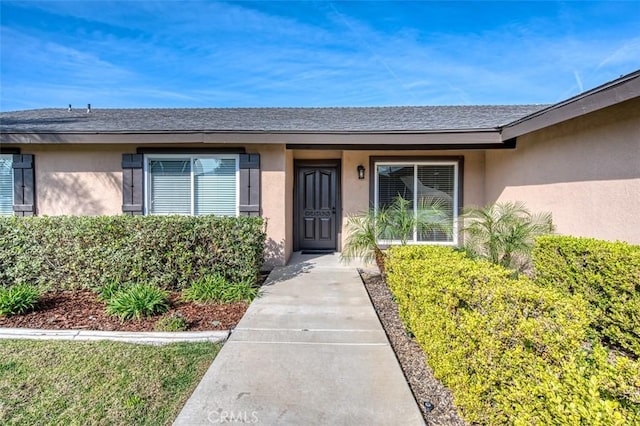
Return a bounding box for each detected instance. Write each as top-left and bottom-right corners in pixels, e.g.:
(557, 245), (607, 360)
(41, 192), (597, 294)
(0, 155), (13, 216)
(375, 161), (458, 244)
(146, 155), (238, 216)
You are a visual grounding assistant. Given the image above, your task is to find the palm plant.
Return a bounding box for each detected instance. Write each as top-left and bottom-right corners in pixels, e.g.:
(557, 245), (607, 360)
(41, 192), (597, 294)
(341, 208), (385, 267)
(378, 195), (414, 244)
(461, 201), (554, 272)
(416, 196), (453, 242)
(341, 195), (453, 269)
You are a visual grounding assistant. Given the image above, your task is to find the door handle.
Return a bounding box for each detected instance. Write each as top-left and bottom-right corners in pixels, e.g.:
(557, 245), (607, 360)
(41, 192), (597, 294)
(332, 207), (336, 214)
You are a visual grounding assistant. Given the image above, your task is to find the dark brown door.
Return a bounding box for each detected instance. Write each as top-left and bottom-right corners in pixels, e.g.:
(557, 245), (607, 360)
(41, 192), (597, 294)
(296, 165), (338, 251)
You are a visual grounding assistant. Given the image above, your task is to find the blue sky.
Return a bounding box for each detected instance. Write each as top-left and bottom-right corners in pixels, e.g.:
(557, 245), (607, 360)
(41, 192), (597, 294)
(1, 1), (639, 111)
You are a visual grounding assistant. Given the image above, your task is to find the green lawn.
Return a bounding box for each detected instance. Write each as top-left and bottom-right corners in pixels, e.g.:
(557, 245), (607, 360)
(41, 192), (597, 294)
(0, 339), (220, 425)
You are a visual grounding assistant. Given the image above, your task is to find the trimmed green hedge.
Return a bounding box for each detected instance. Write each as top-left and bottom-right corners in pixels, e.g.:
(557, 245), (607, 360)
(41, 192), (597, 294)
(0, 215), (265, 291)
(386, 245), (640, 425)
(533, 235), (640, 358)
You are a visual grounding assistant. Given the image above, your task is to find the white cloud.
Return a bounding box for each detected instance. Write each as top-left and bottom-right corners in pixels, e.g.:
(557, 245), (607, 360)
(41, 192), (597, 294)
(1, 27), (134, 83)
(597, 37), (640, 69)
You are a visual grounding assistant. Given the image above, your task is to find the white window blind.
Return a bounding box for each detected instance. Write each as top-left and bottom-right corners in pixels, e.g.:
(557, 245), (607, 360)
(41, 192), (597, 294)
(149, 159), (191, 215)
(416, 165), (455, 242)
(194, 158), (237, 216)
(147, 155), (238, 216)
(0, 155), (13, 216)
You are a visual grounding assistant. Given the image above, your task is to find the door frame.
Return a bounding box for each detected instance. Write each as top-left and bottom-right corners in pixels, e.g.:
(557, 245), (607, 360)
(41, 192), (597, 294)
(293, 159), (342, 252)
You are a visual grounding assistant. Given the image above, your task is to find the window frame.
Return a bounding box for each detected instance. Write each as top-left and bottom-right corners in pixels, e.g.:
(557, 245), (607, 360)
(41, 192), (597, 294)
(373, 159), (460, 246)
(0, 154), (14, 217)
(143, 153), (240, 216)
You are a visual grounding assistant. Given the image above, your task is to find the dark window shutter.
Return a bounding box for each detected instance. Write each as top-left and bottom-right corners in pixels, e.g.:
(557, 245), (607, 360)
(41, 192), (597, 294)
(12, 154), (35, 217)
(122, 154), (144, 215)
(239, 153), (260, 217)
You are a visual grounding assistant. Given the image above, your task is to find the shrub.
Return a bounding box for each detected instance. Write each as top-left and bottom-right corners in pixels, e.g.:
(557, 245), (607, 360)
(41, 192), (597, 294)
(461, 201), (554, 272)
(533, 235), (640, 357)
(0, 284), (40, 316)
(106, 284), (170, 321)
(385, 245), (640, 425)
(183, 274), (258, 303)
(154, 313), (188, 332)
(0, 215), (265, 291)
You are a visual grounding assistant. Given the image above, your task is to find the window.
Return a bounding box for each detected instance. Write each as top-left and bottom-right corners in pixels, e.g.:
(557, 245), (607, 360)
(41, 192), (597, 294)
(375, 161), (459, 244)
(145, 155), (239, 216)
(0, 155), (13, 216)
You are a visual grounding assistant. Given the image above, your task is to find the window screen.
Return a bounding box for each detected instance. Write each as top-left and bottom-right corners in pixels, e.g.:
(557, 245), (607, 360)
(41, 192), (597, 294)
(149, 159), (191, 215)
(147, 156), (238, 216)
(375, 162), (457, 243)
(0, 155), (13, 216)
(194, 158), (237, 216)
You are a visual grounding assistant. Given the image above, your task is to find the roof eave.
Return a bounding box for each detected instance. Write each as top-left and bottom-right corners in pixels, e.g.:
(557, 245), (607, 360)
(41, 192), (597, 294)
(0, 127), (497, 135)
(0, 128), (502, 146)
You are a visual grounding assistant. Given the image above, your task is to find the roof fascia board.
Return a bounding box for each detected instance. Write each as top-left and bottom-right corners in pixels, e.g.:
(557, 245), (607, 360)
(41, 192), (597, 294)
(286, 142), (514, 150)
(0, 130), (501, 145)
(501, 72), (640, 140)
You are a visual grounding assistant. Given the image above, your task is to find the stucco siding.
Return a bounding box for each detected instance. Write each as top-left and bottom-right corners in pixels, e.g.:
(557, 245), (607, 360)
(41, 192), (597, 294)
(285, 150), (294, 262)
(254, 144), (288, 267)
(486, 98), (640, 244)
(21, 144), (130, 216)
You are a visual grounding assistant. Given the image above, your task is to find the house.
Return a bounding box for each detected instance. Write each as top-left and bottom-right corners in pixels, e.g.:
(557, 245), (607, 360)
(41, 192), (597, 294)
(1, 70), (639, 266)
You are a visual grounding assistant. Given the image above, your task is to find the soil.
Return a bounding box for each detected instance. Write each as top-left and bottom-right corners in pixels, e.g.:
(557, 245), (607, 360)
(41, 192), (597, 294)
(360, 269), (467, 426)
(0, 289), (248, 332)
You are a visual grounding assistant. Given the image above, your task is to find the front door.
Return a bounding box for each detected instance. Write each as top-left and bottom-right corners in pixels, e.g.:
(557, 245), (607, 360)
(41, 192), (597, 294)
(295, 162), (339, 251)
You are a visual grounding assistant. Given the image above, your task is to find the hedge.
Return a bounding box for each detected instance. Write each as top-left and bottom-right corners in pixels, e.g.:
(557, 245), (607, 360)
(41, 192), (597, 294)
(533, 235), (640, 358)
(386, 245), (640, 425)
(0, 215), (266, 291)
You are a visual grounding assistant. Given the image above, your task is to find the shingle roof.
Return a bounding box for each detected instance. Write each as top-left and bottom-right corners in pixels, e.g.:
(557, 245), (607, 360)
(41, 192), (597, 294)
(0, 105), (547, 133)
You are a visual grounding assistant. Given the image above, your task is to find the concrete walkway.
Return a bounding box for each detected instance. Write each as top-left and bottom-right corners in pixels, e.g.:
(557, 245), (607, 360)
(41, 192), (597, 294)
(174, 253), (424, 425)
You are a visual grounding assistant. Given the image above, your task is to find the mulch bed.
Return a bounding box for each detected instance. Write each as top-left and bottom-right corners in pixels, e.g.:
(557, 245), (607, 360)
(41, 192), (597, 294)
(0, 289), (247, 331)
(0, 273), (270, 332)
(360, 269), (467, 426)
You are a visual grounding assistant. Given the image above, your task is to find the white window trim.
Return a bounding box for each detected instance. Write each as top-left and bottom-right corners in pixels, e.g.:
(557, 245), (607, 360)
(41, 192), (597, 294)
(0, 154), (14, 217)
(143, 154), (240, 216)
(374, 160), (459, 246)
